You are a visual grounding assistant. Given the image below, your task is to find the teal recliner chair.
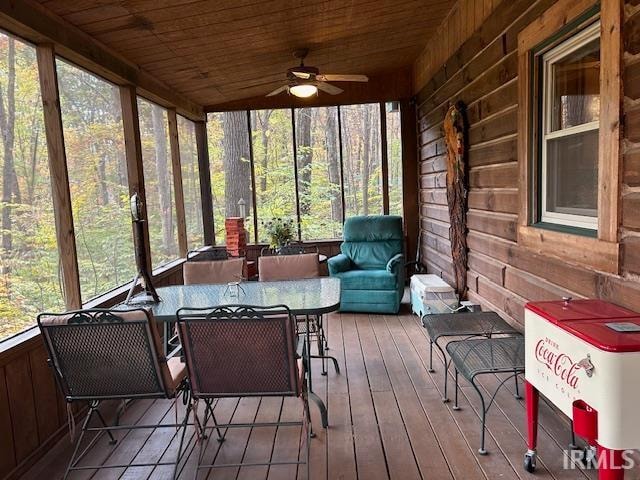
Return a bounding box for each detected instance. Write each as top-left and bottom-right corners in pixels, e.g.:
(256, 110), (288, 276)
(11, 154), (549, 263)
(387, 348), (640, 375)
(328, 216), (404, 314)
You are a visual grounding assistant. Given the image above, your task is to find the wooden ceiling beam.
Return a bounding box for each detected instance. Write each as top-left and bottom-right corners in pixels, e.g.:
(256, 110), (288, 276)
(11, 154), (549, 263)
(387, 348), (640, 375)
(0, 0), (205, 121)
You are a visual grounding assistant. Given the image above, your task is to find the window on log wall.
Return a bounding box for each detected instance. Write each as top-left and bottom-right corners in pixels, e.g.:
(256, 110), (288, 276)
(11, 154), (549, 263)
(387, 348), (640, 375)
(57, 59), (135, 301)
(177, 115), (203, 250)
(518, 0), (620, 275)
(137, 97), (179, 269)
(0, 32), (64, 340)
(538, 21), (600, 231)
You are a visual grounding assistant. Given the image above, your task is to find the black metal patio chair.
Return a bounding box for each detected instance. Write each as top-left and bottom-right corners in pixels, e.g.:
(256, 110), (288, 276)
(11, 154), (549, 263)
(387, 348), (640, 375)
(176, 304), (311, 478)
(38, 308), (196, 480)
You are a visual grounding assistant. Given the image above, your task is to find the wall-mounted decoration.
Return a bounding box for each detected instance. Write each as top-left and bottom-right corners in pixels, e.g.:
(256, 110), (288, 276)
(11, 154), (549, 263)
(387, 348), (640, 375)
(443, 102), (468, 297)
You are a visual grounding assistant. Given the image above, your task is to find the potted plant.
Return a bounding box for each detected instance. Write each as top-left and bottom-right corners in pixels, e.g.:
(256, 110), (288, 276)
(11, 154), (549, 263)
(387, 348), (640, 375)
(262, 218), (295, 251)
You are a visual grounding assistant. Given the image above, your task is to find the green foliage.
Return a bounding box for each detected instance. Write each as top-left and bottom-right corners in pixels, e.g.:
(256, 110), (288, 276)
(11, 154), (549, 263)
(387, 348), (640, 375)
(261, 217), (295, 248)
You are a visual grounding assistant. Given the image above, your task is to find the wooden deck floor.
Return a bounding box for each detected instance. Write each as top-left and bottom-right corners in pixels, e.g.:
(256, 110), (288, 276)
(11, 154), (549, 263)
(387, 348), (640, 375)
(21, 309), (639, 480)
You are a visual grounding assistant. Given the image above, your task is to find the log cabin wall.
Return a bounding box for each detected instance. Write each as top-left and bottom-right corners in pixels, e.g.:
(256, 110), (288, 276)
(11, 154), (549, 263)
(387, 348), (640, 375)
(414, 0), (640, 328)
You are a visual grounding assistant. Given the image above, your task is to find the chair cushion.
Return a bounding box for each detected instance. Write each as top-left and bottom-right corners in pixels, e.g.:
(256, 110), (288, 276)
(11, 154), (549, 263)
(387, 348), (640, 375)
(183, 257), (244, 285)
(165, 357), (187, 393)
(341, 240), (403, 270)
(259, 253), (319, 281)
(333, 269), (398, 290)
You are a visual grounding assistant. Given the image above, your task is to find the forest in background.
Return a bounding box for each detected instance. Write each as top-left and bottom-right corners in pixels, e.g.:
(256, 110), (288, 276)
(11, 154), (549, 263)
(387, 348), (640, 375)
(207, 103), (402, 243)
(0, 29), (403, 340)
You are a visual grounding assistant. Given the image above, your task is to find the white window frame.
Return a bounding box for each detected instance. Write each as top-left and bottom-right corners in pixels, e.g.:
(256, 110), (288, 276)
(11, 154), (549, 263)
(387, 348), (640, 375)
(540, 21), (600, 230)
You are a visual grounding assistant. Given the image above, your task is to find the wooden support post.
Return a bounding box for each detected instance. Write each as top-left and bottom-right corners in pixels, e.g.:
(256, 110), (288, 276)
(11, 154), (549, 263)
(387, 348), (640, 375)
(168, 109), (188, 256)
(36, 44), (81, 310)
(380, 102), (390, 215)
(290, 108), (302, 241)
(195, 120), (214, 246)
(400, 98), (419, 265)
(119, 84), (153, 274)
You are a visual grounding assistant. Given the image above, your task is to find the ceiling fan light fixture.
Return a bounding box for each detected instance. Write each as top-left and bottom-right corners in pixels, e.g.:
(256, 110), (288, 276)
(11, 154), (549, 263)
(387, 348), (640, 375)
(289, 83), (318, 98)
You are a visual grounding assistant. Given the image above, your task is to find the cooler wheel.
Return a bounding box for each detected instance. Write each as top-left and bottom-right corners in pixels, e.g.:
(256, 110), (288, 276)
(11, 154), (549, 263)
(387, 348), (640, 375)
(523, 451), (536, 473)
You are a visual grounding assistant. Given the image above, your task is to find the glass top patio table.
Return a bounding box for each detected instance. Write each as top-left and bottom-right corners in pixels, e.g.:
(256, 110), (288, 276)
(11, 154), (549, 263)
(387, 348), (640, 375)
(143, 277), (341, 321)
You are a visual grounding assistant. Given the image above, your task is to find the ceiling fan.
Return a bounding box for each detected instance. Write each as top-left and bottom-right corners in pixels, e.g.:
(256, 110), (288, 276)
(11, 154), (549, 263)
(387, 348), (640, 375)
(266, 48), (369, 98)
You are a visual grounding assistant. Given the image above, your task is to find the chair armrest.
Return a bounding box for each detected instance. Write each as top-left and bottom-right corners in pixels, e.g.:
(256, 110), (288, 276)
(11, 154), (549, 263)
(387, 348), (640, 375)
(386, 253), (405, 274)
(328, 253), (351, 275)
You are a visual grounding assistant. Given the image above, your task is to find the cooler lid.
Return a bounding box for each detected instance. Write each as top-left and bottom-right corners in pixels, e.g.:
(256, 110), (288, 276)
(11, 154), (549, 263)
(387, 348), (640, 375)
(526, 299), (637, 323)
(410, 274), (455, 293)
(560, 317), (640, 352)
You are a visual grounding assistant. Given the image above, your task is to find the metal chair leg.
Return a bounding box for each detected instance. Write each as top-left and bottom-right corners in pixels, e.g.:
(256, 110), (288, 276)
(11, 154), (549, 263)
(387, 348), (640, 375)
(453, 369), (461, 411)
(470, 377), (488, 455)
(514, 372), (522, 400)
(95, 409), (117, 445)
(63, 404), (97, 480)
(428, 340), (435, 372)
(171, 402), (191, 480)
(204, 399), (225, 442)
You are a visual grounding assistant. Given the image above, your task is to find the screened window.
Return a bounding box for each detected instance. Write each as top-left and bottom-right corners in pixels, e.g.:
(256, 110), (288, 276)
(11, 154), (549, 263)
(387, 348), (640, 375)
(138, 98), (179, 269)
(177, 115), (203, 250)
(57, 59), (135, 300)
(386, 102), (403, 217)
(340, 103), (383, 217)
(251, 109), (297, 242)
(539, 21), (600, 230)
(0, 33), (64, 339)
(208, 111), (254, 243)
(295, 107), (343, 240)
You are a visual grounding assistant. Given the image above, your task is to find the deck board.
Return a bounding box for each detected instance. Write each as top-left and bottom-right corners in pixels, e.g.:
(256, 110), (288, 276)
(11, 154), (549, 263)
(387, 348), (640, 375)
(20, 309), (603, 480)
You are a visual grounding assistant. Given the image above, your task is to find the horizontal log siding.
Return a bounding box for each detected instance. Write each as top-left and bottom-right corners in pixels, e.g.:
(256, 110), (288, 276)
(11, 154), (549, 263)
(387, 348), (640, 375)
(415, 0), (640, 328)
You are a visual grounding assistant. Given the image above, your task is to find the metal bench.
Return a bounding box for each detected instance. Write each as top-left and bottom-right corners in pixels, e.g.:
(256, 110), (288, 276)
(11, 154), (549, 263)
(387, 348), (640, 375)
(421, 311), (518, 401)
(446, 335), (525, 455)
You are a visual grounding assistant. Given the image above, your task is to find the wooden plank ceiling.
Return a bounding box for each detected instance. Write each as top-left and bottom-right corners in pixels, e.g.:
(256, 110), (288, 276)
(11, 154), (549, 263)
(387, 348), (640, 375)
(34, 0), (454, 109)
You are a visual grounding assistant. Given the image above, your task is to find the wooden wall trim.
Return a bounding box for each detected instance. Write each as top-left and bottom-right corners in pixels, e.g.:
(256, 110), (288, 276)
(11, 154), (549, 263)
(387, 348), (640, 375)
(36, 44), (81, 310)
(119, 85), (153, 273)
(599, 0), (623, 242)
(195, 121), (214, 246)
(401, 99), (419, 262)
(0, 0), (204, 121)
(516, 0), (621, 274)
(167, 109), (188, 256)
(380, 102), (390, 215)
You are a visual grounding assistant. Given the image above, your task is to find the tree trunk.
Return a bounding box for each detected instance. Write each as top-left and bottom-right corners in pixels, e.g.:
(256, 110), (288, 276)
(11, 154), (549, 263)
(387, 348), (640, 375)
(361, 106), (371, 216)
(326, 109), (341, 222)
(222, 111), (251, 217)
(256, 110), (272, 193)
(1, 38), (16, 269)
(151, 104), (173, 254)
(296, 108), (313, 215)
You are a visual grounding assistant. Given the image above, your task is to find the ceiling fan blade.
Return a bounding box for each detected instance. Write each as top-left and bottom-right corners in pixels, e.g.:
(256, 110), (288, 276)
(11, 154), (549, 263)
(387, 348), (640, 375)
(316, 82), (343, 95)
(317, 74), (369, 82)
(291, 70), (312, 79)
(265, 85), (289, 97)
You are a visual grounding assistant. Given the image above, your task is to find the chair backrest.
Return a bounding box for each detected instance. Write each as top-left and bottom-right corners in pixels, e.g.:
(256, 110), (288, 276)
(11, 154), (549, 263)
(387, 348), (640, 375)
(187, 247), (229, 261)
(177, 305), (299, 398)
(258, 252), (319, 281)
(341, 215), (403, 270)
(183, 257), (245, 285)
(38, 309), (170, 401)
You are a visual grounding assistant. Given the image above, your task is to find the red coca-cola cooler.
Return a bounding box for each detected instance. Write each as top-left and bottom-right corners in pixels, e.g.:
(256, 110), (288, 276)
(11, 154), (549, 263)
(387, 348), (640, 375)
(524, 299), (640, 479)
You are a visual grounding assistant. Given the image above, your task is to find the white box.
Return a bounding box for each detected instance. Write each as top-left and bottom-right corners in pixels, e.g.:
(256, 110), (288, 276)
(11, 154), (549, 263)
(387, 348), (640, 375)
(410, 274), (458, 317)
